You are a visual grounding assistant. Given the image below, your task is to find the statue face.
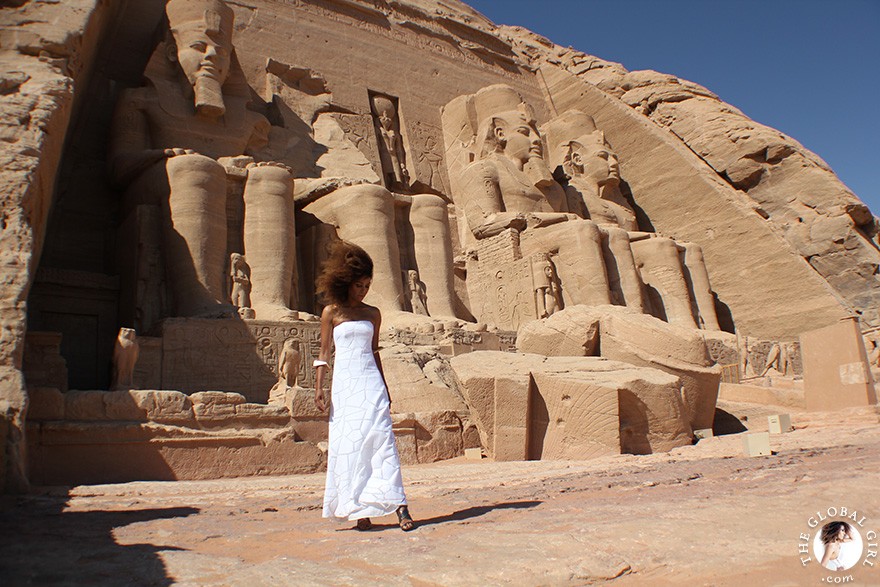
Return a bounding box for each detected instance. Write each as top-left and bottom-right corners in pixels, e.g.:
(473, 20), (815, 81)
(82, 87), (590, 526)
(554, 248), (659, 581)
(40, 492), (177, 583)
(172, 28), (231, 88)
(372, 96), (396, 131)
(494, 111), (542, 167)
(571, 142), (620, 186)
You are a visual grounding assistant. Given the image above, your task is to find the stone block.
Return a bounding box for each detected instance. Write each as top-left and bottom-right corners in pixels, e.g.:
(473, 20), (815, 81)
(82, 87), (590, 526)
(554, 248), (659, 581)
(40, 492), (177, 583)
(64, 390), (107, 420)
(27, 388), (65, 421)
(718, 382), (806, 409)
(380, 346), (469, 413)
(464, 447), (482, 460)
(742, 432), (771, 457)
(23, 331), (68, 393)
(412, 410), (464, 463)
(450, 352), (690, 461)
(131, 337), (162, 390)
(767, 414), (792, 434)
(191, 391), (247, 423)
(234, 403), (290, 425)
(517, 306), (600, 357)
(493, 376), (530, 461)
(28, 421), (324, 484)
(392, 414), (419, 465)
(694, 428), (714, 439)
(517, 305), (721, 432)
(159, 319), (322, 402)
(529, 373), (619, 460)
(801, 317), (877, 411)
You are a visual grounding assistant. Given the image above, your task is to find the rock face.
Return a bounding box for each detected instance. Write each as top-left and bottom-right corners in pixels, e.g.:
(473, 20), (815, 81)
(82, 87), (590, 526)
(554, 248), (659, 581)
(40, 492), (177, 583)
(1, 0), (116, 492)
(1, 0), (876, 490)
(501, 28), (874, 337)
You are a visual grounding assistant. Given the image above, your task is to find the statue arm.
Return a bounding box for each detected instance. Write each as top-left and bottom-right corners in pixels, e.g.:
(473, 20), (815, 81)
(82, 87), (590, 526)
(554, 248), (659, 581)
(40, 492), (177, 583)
(524, 212), (578, 229)
(462, 161), (527, 239)
(108, 89), (197, 186)
(108, 89), (171, 186)
(243, 114), (273, 160)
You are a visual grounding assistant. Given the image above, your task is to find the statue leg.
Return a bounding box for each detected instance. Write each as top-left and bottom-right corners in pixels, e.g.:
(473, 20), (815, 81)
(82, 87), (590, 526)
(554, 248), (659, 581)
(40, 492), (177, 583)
(605, 228), (647, 312)
(409, 194), (458, 318)
(163, 154), (229, 317)
(679, 243), (721, 330)
(522, 221), (612, 306)
(243, 164), (297, 321)
(631, 237), (698, 329)
(303, 184), (405, 313)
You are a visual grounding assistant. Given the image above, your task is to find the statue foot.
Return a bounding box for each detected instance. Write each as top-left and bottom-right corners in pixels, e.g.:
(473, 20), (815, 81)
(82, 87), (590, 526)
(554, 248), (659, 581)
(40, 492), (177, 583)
(252, 304), (300, 322)
(189, 303), (238, 319)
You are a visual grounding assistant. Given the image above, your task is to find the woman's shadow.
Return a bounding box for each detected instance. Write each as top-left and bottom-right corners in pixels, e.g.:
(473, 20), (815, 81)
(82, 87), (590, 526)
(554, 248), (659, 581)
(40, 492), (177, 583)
(353, 500), (542, 532)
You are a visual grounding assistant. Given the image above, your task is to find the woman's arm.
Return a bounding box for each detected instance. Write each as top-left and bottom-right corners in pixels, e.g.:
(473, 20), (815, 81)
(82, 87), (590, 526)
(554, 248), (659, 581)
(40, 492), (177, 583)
(821, 544), (835, 569)
(371, 308), (392, 404)
(314, 305), (334, 412)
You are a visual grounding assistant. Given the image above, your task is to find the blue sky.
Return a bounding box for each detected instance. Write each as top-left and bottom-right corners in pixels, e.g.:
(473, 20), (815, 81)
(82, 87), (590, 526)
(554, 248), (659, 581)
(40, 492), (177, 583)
(465, 0), (879, 214)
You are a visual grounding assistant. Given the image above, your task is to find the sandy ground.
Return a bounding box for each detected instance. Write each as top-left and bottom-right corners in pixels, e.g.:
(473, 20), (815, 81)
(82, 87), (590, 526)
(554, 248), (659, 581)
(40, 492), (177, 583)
(2, 401), (879, 587)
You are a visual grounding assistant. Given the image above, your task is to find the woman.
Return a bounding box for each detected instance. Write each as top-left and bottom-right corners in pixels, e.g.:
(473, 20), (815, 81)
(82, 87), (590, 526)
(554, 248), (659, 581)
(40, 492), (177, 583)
(314, 241), (415, 531)
(820, 521), (853, 570)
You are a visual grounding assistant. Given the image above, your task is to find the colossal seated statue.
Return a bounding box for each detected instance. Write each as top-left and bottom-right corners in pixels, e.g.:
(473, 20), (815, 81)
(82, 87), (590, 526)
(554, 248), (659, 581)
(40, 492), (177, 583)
(297, 182), (459, 320)
(442, 85), (720, 331)
(109, 0), (297, 321)
(544, 110), (721, 330)
(442, 85), (653, 327)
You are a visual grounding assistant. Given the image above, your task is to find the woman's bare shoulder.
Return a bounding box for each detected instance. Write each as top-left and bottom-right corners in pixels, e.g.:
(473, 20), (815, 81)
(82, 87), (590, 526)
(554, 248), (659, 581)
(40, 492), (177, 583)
(320, 304), (338, 323)
(361, 304), (381, 322)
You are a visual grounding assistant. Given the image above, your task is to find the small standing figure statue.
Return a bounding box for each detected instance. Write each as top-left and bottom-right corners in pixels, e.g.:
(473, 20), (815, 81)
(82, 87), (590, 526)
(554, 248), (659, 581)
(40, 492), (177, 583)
(407, 269), (428, 315)
(269, 338), (301, 405)
(278, 337), (301, 388)
(760, 342), (790, 377)
(533, 256), (562, 319)
(371, 94), (409, 191)
(111, 327), (140, 391)
(229, 253), (255, 319)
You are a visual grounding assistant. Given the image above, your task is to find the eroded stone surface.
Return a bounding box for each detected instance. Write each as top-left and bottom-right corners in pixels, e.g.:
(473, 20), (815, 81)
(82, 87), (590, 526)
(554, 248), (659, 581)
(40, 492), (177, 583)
(449, 351), (691, 459)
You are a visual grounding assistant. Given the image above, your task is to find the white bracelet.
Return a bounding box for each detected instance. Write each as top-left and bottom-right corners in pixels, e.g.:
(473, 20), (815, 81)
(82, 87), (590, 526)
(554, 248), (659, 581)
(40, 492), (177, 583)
(313, 360), (329, 369)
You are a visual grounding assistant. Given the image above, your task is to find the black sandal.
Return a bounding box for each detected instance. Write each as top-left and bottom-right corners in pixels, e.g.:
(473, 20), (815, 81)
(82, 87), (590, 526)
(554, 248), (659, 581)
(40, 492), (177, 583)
(396, 506), (415, 532)
(355, 518), (372, 531)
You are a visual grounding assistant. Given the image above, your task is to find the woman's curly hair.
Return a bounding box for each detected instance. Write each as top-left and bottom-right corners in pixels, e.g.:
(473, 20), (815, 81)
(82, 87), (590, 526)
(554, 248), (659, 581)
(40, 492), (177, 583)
(821, 521), (852, 545)
(315, 240), (374, 306)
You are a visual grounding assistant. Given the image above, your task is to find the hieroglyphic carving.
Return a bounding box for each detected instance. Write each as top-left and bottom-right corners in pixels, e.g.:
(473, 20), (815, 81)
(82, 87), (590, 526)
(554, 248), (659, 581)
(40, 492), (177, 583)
(287, 1), (525, 82)
(160, 319), (323, 401)
(408, 120), (448, 194)
(332, 112), (378, 175)
(464, 230), (535, 331)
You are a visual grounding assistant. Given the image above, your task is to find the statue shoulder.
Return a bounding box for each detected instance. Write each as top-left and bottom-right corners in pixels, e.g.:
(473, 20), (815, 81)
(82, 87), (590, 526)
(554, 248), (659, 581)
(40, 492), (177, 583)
(117, 86), (154, 110)
(246, 109), (271, 130)
(463, 158), (500, 182)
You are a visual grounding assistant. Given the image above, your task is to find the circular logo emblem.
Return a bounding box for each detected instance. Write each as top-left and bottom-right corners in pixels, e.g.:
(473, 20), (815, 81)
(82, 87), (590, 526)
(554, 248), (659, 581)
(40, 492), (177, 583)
(812, 521), (864, 571)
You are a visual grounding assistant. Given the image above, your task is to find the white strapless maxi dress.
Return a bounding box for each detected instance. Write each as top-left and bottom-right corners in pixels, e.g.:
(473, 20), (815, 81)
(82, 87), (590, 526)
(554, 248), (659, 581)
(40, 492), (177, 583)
(322, 320), (407, 521)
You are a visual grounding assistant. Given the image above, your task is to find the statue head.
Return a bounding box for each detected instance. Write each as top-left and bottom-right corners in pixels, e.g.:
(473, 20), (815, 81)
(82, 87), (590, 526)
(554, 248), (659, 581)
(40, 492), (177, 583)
(371, 95), (397, 132)
(467, 85), (555, 188)
(544, 110), (620, 187)
(563, 137), (620, 188)
(480, 108), (543, 169)
(166, 0), (235, 117)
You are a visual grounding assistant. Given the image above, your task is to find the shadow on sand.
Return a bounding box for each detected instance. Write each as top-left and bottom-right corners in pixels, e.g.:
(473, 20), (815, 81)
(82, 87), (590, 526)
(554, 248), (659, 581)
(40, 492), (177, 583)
(340, 500), (543, 532)
(0, 490), (198, 586)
